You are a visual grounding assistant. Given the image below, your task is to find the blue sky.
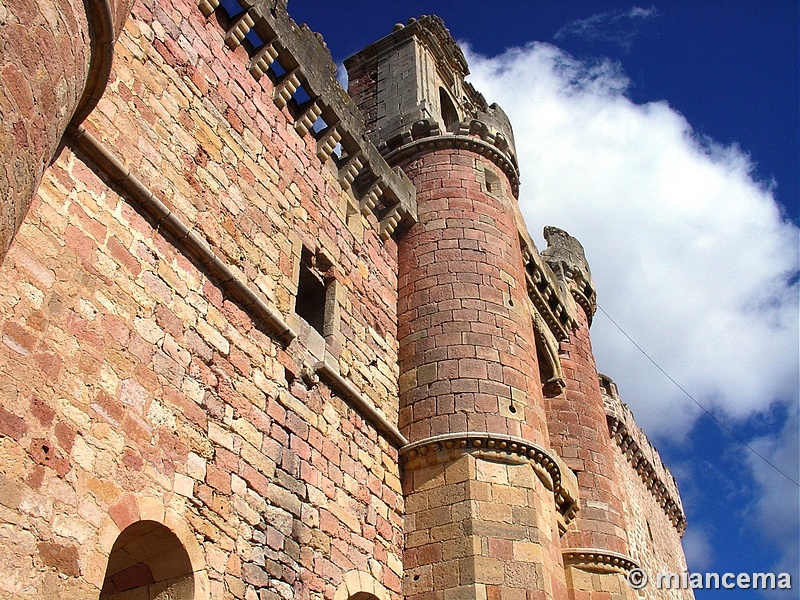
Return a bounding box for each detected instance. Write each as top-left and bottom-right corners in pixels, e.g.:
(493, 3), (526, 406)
(287, 2), (800, 597)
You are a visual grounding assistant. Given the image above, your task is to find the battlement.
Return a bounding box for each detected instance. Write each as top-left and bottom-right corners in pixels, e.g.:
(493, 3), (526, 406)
(198, 0), (418, 240)
(345, 16), (520, 197)
(600, 374), (687, 533)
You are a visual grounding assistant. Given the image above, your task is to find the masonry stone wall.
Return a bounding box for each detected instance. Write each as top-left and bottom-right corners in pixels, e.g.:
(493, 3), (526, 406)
(0, 2), (695, 600)
(0, 0), (408, 598)
(603, 383), (691, 600)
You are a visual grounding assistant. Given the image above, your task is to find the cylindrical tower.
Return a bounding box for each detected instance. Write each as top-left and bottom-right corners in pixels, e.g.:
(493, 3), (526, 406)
(347, 17), (569, 600)
(0, 0), (134, 261)
(397, 146), (549, 445)
(541, 227), (637, 599)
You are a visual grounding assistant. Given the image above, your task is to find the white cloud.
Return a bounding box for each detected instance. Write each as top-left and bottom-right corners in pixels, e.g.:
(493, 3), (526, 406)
(682, 525), (714, 573)
(555, 6), (658, 50)
(464, 41), (799, 439)
(746, 406), (799, 597)
(465, 39), (800, 581)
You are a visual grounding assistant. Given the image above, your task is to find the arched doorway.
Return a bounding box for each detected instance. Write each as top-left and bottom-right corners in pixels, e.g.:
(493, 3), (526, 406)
(99, 520), (195, 599)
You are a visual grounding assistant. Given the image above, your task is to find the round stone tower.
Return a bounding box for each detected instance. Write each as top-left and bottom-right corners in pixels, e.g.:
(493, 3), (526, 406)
(541, 227), (638, 599)
(346, 17), (570, 600)
(0, 0), (134, 261)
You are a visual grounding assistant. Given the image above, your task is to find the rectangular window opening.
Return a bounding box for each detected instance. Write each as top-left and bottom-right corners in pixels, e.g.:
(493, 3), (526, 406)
(484, 168), (501, 194)
(296, 247), (328, 335)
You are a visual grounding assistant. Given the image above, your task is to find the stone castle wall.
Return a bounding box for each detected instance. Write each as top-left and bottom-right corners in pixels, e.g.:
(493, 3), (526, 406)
(0, 0), (412, 597)
(0, 1), (693, 599)
(602, 379), (692, 600)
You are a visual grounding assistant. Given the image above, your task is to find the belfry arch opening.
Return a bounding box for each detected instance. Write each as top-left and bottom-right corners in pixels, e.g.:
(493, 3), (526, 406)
(100, 520), (195, 599)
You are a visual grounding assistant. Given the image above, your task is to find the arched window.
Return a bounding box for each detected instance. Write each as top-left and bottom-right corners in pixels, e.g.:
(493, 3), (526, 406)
(439, 87), (459, 131)
(100, 520), (195, 599)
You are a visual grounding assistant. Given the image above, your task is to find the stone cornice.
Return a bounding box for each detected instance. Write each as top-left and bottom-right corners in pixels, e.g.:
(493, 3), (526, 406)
(562, 548), (639, 575)
(380, 132), (520, 198)
(400, 432), (579, 525)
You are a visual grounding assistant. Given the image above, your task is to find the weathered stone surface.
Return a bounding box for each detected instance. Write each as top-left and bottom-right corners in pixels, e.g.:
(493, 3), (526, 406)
(0, 1), (692, 600)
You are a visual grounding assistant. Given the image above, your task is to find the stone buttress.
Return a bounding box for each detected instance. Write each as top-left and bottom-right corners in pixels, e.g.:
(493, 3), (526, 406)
(346, 17), (573, 600)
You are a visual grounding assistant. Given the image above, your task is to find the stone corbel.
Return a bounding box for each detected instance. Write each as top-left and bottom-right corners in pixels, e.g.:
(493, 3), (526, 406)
(379, 206), (403, 241)
(273, 70), (300, 109)
(224, 9), (256, 49)
(315, 125), (341, 162)
(197, 0), (220, 18)
(410, 119), (440, 140)
(359, 179), (385, 218)
(337, 152), (363, 190)
(249, 42), (279, 80)
(294, 101), (322, 137)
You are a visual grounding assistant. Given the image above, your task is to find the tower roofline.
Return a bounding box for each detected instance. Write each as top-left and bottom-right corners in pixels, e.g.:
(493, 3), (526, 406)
(344, 15), (469, 82)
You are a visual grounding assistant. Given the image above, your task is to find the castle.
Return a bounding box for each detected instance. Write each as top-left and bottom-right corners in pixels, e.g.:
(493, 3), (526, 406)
(0, 1), (693, 599)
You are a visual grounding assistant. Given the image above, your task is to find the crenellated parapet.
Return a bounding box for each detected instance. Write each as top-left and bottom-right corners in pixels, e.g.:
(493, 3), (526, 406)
(196, 0), (418, 241)
(344, 15), (520, 197)
(521, 240), (576, 343)
(600, 374), (688, 534)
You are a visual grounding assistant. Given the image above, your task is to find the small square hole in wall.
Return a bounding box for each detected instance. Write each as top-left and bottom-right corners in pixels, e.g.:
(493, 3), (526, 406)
(484, 168), (501, 195)
(296, 247), (327, 335)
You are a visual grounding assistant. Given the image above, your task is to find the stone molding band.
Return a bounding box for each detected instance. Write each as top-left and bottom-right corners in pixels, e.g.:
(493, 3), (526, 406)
(562, 548), (639, 575)
(381, 135), (521, 198)
(400, 431), (578, 524)
(67, 125), (297, 346)
(313, 362), (409, 449)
